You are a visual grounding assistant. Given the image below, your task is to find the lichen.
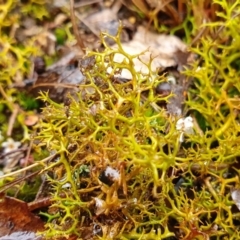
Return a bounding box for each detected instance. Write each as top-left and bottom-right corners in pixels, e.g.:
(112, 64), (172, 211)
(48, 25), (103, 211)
(1, 0), (240, 239)
(35, 1), (240, 239)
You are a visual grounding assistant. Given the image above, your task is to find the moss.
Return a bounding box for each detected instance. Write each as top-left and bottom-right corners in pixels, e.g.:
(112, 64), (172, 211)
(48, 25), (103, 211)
(0, 0), (47, 140)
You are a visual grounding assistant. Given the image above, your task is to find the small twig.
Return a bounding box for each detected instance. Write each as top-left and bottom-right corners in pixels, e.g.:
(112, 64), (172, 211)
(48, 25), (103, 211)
(144, 0), (173, 41)
(0, 85), (10, 101)
(14, 137), (36, 199)
(34, 174), (47, 201)
(0, 153), (57, 180)
(24, 138), (34, 168)
(70, 0), (86, 53)
(74, 11), (100, 38)
(29, 192), (74, 211)
(190, 25), (208, 47)
(28, 196), (53, 211)
(74, 0), (102, 8)
(111, 0), (122, 14)
(7, 104), (19, 137)
(0, 148), (28, 160)
(212, 12), (240, 42)
(0, 170), (41, 193)
(32, 82), (78, 89)
(29, 185), (101, 211)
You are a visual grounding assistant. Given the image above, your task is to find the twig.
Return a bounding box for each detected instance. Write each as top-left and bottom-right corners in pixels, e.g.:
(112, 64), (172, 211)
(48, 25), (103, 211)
(74, 0), (102, 8)
(31, 82), (78, 89)
(0, 170), (41, 193)
(0, 153), (57, 180)
(14, 137), (36, 200)
(74, 11), (100, 38)
(0, 85), (10, 101)
(111, 0), (122, 14)
(190, 25), (208, 47)
(34, 174), (47, 201)
(7, 104), (19, 137)
(28, 196), (53, 211)
(24, 138), (33, 168)
(70, 0), (86, 53)
(0, 148), (28, 160)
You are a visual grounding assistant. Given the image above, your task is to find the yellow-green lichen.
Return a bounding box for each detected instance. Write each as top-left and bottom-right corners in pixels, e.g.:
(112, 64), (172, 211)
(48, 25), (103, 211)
(0, 0), (238, 238)
(33, 0), (240, 239)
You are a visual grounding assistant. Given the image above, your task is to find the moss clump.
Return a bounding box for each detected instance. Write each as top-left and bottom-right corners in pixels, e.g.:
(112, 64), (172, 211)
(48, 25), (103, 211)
(0, 0), (48, 141)
(36, 0), (240, 239)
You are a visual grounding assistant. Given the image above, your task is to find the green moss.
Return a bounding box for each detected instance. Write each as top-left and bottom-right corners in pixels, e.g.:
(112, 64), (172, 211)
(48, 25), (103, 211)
(55, 28), (67, 45)
(20, 0), (49, 20)
(0, 0), (47, 140)
(17, 92), (40, 110)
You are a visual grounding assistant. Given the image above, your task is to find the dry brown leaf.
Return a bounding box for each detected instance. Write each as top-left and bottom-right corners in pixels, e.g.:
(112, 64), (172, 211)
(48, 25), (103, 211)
(23, 26), (42, 37)
(30, 64), (85, 102)
(0, 193), (44, 239)
(83, 8), (118, 36)
(145, 0), (161, 8)
(54, 13), (68, 26)
(35, 31), (56, 56)
(132, 0), (149, 14)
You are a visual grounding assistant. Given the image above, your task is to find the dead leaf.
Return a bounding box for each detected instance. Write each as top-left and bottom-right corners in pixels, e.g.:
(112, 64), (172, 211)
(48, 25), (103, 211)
(132, 0), (149, 14)
(145, 0), (161, 9)
(35, 30), (56, 56)
(0, 231), (42, 240)
(111, 26), (188, 79)
(23, 26), (42, 37)
(231, 188), (240, 210)
(0, 193), (44, 238)
(29, 64), (85, 102)
(54, 13), (68, 26)
(46, 51), (77, 71)
(83, 9), (128, 44)
(166, 84), (184, 116)
(52, 0), (69, 8)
